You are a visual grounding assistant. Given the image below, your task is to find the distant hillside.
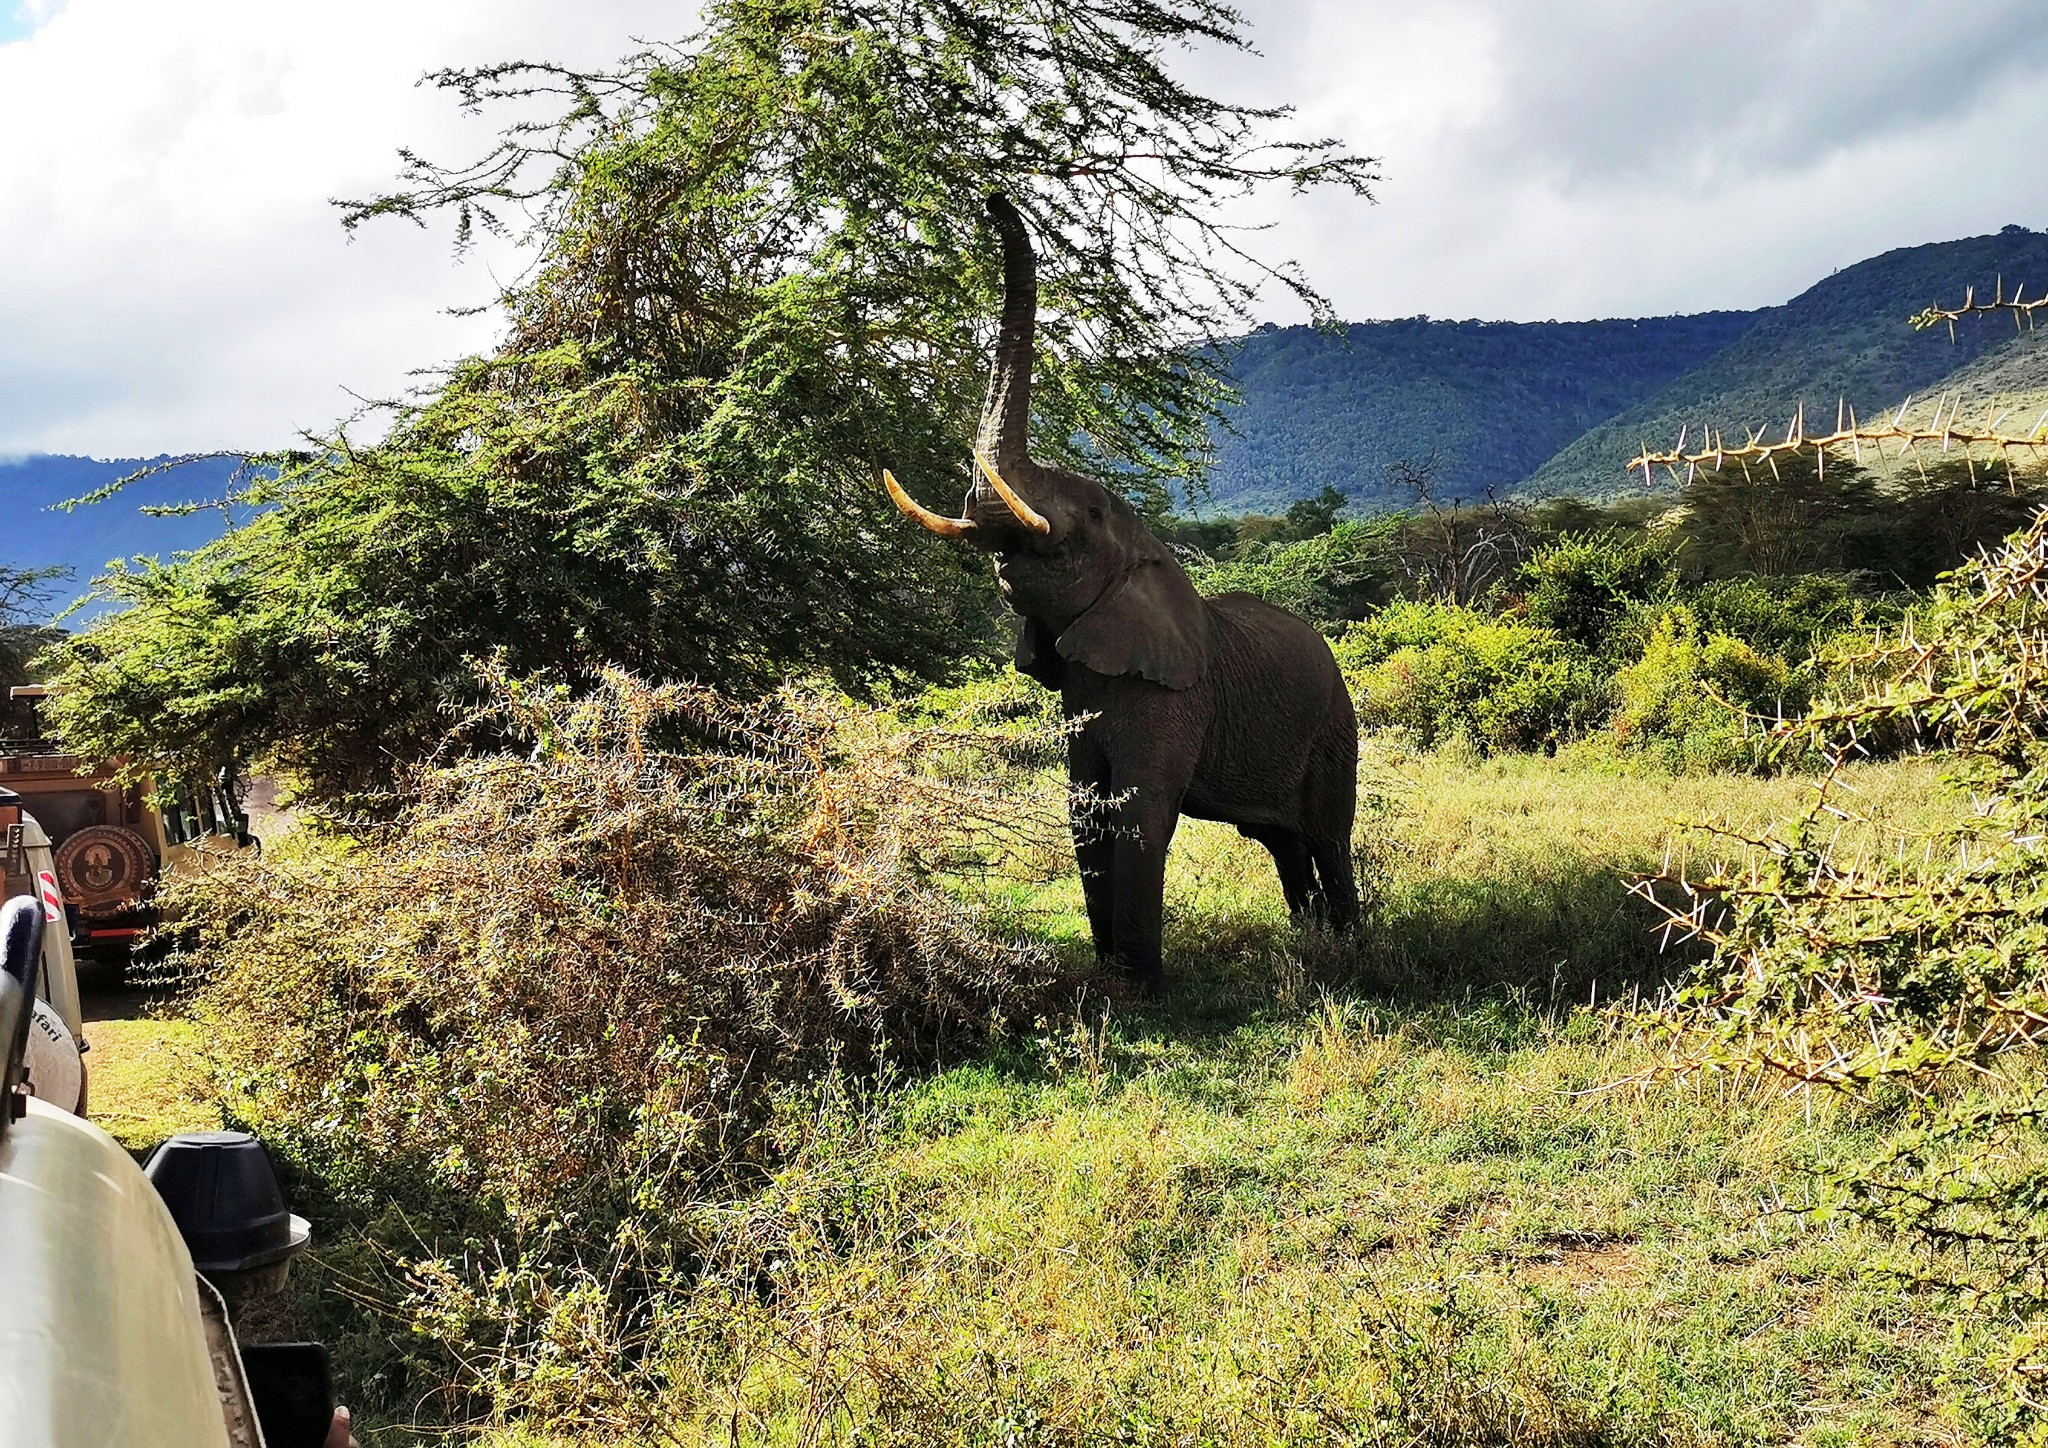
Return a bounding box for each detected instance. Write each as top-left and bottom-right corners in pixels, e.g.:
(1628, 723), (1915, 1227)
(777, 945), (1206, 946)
(1889, 326), (2048, 432)
(13, 231), (2048, 579)
(1520, 225), (2048, 497)
(1203, 224), (2048, 513)
(1206, 312), (1758, 512)
(0, 454), (245, 617)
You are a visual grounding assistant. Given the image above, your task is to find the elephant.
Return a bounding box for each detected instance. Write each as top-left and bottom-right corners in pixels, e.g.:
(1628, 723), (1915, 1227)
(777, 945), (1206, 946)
(884, 192), (1358, 992)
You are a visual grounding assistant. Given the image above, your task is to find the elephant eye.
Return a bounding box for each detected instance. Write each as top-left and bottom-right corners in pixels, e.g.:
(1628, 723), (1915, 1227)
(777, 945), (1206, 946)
(1088, 505), (1104, 521)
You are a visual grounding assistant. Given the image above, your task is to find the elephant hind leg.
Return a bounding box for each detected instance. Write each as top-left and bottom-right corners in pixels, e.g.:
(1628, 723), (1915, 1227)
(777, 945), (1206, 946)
(1306, 834), (1357, 932)
(1302, 725), (1359, 932)
(1240, 823), (1322, 923)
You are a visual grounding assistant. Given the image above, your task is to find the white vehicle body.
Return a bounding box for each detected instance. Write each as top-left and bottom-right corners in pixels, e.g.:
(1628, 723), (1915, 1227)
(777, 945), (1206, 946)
(0, 1096), (258, 1447)
(0, 885), (343, 1447)
(0, 800), (84, 1113)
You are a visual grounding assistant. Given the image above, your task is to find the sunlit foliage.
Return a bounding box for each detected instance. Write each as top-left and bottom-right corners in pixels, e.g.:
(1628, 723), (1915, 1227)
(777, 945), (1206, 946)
(46, 0), (1375, 799)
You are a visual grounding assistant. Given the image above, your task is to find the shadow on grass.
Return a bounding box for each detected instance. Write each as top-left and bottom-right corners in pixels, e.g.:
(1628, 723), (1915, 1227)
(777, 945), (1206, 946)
(1114, 854), (1705, 1056)
(1364, 863), (1703, 1008)
(887, 850), (1705, 1135)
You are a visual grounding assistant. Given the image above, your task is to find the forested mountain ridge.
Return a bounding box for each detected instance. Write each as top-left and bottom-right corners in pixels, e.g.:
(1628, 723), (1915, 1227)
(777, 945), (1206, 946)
(1207, 311), (1760, 512)
(1207, 224), (2048, 513)
(0, 454), (245, 614)
(8, 232), (2047, 588)
(1523, 225), (2048, 498)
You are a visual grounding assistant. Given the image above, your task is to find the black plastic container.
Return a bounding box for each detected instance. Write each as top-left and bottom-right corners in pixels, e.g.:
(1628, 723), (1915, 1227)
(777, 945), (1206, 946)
(144, 1130), (311, 1278)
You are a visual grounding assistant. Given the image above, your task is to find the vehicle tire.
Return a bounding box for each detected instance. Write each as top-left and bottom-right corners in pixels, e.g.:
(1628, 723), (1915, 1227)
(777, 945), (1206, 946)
(54, 825), (158, 920)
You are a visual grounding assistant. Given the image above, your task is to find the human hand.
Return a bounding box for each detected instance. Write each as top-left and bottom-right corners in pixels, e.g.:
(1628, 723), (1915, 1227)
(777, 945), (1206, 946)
(324, 1404), (358, 1448)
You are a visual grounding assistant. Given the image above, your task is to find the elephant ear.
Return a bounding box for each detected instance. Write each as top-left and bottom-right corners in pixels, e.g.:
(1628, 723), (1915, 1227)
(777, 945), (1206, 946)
(1013, 615), (1067, 688)
(1057, 557), (1207, 691)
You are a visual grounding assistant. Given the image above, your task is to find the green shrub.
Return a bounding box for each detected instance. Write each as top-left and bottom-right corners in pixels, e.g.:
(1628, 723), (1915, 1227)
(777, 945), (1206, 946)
(1609, 607), (1803, 772)
(1335, 601), (1599, 752)
(1682, 572), (1887, 662)
(900, 664), (1063, 735)
(1515, 531), (1673, 652)
(1655, 510), (2048, 1411)
(1188, 516), (1402, 627)
(167, 671), (1079, 1426)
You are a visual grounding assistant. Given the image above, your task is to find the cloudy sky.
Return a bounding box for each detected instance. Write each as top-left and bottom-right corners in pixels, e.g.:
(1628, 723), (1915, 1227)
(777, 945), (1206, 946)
(3, 0), (2045, 458)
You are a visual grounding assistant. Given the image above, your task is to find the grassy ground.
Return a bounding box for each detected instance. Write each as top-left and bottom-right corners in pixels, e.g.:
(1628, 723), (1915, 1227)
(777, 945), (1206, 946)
(92, 746), (2002, 1445)
(81, 1012), (218, 1151)
(633, 1015), (1980, 1446)
(1359, 741), (1959, 1002)
(481, 748), (1990, 1446)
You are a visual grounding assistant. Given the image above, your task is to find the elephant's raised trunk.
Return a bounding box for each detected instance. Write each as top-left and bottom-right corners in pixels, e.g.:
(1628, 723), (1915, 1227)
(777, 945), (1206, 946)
(976, 192), (1036, 472)
(885, 193), (1051, 541)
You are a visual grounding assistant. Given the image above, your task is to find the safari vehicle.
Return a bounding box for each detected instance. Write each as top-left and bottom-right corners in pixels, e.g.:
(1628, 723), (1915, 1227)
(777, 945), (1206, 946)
(0, 786), (86, 1115)
(0, 895), (351, 1447)
(0, 685), (256, 958)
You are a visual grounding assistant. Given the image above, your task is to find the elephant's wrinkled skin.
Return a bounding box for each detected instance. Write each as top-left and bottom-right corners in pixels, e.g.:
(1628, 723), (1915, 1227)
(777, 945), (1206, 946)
(886, 194), (1358, 991)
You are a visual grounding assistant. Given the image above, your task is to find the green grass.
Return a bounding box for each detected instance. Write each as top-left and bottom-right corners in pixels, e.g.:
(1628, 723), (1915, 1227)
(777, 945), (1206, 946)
(1361, 742), (1961, 1000)
(81, 1013), (220, 1152)
(449, 747), (1998, 1446)
(635, 1016), (1983, 1446)
(87, 742), (2000, 1444)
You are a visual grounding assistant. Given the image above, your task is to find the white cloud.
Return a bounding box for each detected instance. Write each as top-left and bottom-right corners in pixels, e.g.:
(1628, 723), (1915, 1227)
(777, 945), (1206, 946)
(0, 0), (687, 456)
(1229, 0), (2048, 322)
(1, 0), (2044, 455)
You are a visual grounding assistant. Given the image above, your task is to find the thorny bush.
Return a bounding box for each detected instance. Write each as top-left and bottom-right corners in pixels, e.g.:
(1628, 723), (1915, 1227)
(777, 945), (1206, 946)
(164, 670), (1083, 1429)
(1647, 510), (2048, 1420)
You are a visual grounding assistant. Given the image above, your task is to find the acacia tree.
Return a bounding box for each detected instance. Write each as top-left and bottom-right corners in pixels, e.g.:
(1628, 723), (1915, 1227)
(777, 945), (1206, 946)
(0, 567), (64, 687)
(48, 0), (1375, 800)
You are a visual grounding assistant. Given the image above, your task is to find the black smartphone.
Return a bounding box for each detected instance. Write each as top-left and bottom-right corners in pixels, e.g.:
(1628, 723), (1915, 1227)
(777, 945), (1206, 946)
(240, 1342), (337, 1448)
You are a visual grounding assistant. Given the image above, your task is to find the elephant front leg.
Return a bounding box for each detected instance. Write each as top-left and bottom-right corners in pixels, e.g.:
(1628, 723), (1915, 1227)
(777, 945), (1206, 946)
(1068, 739), (1118, 964)
(1071, 813), (1117, 964)
(1108, 787), (1180, 994)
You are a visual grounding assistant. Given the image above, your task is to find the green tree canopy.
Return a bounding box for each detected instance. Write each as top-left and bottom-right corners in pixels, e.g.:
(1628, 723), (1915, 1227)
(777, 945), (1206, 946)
(0, 567), (67, 737)
(1282, 484), (1351, 539)
(48, 0), (1375, 800)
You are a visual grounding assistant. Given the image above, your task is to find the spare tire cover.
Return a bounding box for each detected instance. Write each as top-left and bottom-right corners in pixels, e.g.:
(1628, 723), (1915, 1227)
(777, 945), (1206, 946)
(26, 997), (84, 1114)
(55, 824), (158, 919)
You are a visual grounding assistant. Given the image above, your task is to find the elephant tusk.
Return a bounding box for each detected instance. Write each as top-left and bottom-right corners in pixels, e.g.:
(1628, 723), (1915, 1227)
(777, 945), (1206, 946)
(883, 469), (977, 538)
(972, 449), (1053, 535)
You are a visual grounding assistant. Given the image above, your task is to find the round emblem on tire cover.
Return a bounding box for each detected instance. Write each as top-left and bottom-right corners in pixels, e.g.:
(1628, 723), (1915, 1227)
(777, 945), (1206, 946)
(54, 824), (158, 919)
